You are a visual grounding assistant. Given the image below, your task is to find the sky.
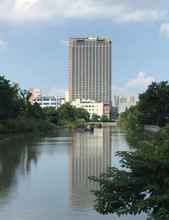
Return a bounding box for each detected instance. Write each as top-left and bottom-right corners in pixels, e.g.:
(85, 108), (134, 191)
(0, 0), (169, 97)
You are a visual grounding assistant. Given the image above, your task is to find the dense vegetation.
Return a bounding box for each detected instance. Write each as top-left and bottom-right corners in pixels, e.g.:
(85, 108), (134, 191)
(0, 75), (90, 134)
(44, 103), (90, 128)
(91, 81), (169, 220)
(118, 81), (169, 129)
(0, 75), (50, 134)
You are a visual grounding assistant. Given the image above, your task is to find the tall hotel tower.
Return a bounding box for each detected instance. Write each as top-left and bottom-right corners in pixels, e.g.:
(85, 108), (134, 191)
(68, 37), (112, 104)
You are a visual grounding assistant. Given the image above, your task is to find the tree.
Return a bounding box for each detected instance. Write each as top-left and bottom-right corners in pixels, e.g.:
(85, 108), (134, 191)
(90, 124), (169, 220)
(138, 81), (169, 127)
(43, 107), (59, 124)
(0, 75), (23, 120)
(75, 108), (90, 122)
(100, 115), (109, 122)
(57, 103), (90, 125)
(57, 103), (76, 124)
(26, 103), (46, 119)
(91, 114), (100, 122)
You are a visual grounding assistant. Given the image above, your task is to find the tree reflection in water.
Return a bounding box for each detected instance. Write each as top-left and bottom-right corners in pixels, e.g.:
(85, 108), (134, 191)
(0, 136), (41, 200)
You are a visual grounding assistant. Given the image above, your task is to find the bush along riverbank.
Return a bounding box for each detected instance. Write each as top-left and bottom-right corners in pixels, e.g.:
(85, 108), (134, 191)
(90, 81), (169, 220)
(0, 117), (56, 135)
(0, 75), (91, 135)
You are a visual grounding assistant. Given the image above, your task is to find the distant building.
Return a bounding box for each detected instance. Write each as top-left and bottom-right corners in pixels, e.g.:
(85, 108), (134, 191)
(28, 87), (66, 109)
(68, 36), (112, 106)
(57, 97), (66, 108)
(65, 90), (70, 102)
(71, 99), (110, 118)
(33, 96), (58, 109)
(68, 36), (112, 118)
(113, 95), (136, 113)
(28, 88), (41, 104)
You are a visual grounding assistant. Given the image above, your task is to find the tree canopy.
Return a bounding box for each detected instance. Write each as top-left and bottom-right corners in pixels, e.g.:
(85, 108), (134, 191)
(91, 81), (169, 220)
(137, 81), (169, 127)
(0, 75), (23, 120)
(90, 124), (169, 220)
(56, 103), (90, 125)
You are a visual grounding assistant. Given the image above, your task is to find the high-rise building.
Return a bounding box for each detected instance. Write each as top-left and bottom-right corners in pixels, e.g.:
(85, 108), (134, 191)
(68, 37), (112, 104)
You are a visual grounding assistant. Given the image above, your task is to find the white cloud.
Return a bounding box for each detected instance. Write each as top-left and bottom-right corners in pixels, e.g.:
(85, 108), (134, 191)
(0, 39), (8, 48)
(14, 0), (39, 11)
(160, 22), (169, 37)
(112, 72), (155, 97)
(118, 9), (166, 23)
(0, 0), (168, 24)
(127, 72), (155, 88)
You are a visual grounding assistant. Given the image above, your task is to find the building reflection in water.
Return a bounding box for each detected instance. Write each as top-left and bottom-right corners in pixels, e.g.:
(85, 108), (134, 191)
(68, 127), (112, 210)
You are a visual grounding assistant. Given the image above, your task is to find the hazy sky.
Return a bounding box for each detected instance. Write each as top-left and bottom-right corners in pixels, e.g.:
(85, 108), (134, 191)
(0, 0), (169, 96)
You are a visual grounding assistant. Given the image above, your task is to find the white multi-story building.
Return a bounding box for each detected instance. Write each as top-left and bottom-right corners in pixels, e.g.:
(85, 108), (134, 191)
(33, 96), (58, 109)
(71, 99), (110, 118)
(57, 97), (66, 108)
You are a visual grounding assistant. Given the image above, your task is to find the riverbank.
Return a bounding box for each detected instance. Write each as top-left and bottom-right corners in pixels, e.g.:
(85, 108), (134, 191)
(0, 117), (118, 141)
(0, 117), (58, 138)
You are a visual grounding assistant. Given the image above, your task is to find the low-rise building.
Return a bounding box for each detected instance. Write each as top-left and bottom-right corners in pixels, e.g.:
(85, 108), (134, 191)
(33, 96), (58, 109)
(71, 99), (110, 118)
(57, 97), (66, 108)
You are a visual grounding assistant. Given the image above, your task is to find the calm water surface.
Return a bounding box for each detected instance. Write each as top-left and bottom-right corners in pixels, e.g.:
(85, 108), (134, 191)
(0, 127), (145, 220)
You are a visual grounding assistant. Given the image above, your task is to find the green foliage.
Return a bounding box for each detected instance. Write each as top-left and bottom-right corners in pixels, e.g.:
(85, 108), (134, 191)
(0, 75), (23, 120)
(57, 103), (77, 124)
(25, 103), (46, 119)
(100, 115), (109, 122)
(91, 114), (100, 122)
(118, 106), (143, 132)
(90, 124), (169, 220)
(57, 103), (90, 126)
(0, 75), (56, 134)
(137, 81), (169, 127)
(118, 81), (169, 130)
(90, 81), (169, 220)
(2, 116), (55, 134)
(75, 107), (90, 122)
(43, 107), (59, 124)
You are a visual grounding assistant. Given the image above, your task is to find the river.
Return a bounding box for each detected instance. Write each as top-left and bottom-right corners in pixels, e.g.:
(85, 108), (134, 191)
(0, 126), (145, 220)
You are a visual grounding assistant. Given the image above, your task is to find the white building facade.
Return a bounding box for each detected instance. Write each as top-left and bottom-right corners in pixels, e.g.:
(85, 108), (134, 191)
(32, 96), (58, 109)
(71, 99), (109, 118)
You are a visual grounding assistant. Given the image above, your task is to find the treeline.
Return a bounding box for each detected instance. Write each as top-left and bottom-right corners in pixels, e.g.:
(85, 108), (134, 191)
(0, 75), (90, 134)
(44, 103), (90, 128)
(118, 81), (169, 130)
(91, 81), (169, 220)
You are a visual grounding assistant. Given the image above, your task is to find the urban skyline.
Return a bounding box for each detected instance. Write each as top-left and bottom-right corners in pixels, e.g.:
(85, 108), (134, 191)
(28, 36), (136, 116)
